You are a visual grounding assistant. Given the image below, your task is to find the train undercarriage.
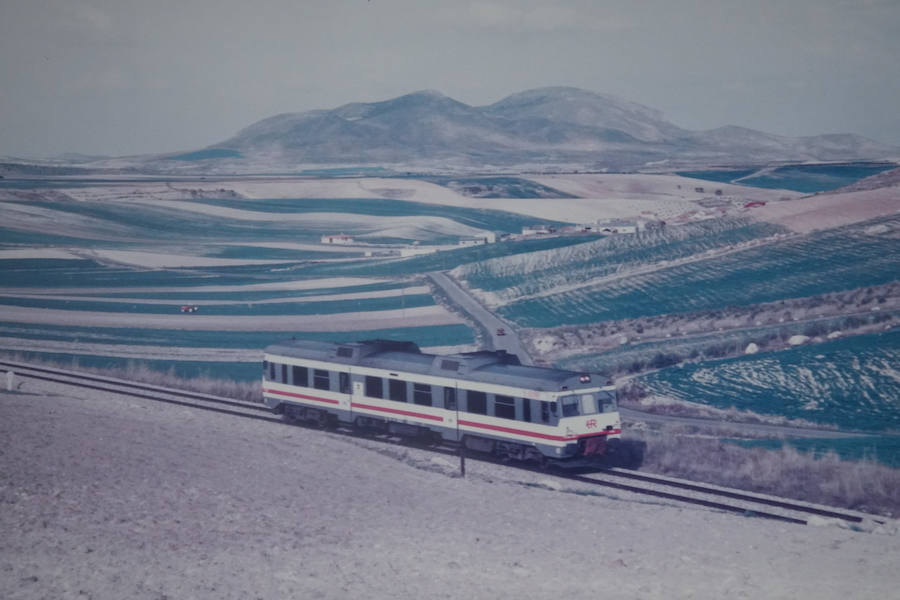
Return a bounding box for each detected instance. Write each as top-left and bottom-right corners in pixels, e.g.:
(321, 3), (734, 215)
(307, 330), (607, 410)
(275, 401), (611, 465)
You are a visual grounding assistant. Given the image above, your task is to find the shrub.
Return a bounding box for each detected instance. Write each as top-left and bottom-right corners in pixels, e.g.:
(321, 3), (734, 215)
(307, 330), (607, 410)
(648, 352), (680, 369)
(803, 321), (829, 337)
(632, 432), (900, 517)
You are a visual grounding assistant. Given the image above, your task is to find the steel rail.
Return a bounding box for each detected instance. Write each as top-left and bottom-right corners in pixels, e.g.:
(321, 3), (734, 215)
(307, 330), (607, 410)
(560, 471), (807, 524)
(596, 467), (882, 524)
(0, 359), (278, 423)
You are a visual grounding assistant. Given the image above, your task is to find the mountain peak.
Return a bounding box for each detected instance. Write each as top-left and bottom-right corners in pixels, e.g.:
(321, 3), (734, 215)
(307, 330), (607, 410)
(485, 86), (685, 142)
(491, 86), (618, 103)
(404, 89), (447, 100)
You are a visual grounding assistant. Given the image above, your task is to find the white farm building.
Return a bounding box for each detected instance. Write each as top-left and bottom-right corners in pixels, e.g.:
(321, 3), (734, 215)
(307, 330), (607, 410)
(458, 231), (497, 247)
(321, 234), (355, 245)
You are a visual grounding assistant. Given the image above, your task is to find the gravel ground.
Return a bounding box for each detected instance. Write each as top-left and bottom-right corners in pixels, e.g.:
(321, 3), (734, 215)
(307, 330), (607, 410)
(2, 377), (899, 599)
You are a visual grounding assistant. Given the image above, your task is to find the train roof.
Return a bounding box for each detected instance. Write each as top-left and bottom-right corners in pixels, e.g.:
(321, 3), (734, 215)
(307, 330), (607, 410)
(264, 339), (609, 393)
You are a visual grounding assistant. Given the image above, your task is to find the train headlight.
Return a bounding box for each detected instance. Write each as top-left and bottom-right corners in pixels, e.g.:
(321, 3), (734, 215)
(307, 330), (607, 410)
(579, 374), (591, 383)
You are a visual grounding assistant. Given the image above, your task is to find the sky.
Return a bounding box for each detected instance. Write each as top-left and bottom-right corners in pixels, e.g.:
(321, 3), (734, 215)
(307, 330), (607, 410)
(1, 0), (899, 158)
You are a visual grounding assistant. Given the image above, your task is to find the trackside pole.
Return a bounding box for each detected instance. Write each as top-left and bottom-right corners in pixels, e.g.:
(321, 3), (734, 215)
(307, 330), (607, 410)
(5, 371), (13, 392)
(459, 443), (466, 477)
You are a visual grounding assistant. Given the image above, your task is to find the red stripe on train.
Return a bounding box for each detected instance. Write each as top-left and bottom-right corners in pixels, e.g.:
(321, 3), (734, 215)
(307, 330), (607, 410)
(264, 388), (621, 440)
(352, 402), (444, 422)
(459, 419), (621, 442)
(264, 388), (340, 405)
(265, 389), (443, 422)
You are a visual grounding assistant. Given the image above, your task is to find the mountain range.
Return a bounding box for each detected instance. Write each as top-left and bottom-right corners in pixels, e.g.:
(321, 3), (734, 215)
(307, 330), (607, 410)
(170, 87), (897, 171)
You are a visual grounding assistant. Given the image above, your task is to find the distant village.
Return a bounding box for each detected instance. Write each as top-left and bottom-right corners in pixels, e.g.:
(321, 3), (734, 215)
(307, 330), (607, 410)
(320, 217), (664, 257)
(520, 218), (660, 237)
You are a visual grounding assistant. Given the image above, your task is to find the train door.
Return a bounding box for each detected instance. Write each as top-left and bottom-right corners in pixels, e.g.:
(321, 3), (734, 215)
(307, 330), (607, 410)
(337, 371), (352, 419)
(350, 374), (363, 419)
(444, 386), (460, 441)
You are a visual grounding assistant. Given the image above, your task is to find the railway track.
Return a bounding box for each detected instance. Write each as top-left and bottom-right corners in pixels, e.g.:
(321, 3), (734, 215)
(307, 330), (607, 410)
(556, 468), (885, 526)
(2, 359), (889, 528)
(0, 359), (279, 424)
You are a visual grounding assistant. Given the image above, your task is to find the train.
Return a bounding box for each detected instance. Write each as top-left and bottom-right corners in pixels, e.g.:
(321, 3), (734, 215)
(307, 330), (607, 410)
(263, 339), (621, 462)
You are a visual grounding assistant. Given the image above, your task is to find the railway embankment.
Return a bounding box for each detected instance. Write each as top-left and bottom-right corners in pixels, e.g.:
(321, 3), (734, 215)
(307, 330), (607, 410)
(5, 354), (900, 517)
(2, 377), (899, 599)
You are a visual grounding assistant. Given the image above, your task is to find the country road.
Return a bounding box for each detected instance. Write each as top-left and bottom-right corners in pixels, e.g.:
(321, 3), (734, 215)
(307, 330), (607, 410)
(428, 271), (534, 365)
(617, 406), (868, 439)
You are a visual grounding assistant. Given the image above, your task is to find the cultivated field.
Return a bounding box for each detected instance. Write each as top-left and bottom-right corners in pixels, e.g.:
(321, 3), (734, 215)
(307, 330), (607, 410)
(2, 170), (898, 466)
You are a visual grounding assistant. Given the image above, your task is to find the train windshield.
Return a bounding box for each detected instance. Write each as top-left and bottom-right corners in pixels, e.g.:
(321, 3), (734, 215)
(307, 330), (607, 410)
(580, 394), (597, 414)
(597, 390), (617, 413)
(561, 395), (580, 416)
(560, 391), (618, 416)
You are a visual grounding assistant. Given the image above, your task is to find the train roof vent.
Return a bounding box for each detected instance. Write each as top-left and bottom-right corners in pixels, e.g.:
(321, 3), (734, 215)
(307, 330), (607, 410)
(336, 346), (355, 358)
(440, 359), (461, 372)
(461, 350), (521, 370)
(357, 339), (421, 358)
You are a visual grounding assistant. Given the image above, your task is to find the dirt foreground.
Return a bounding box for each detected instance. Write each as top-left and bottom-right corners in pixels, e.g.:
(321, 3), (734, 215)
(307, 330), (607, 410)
(2, 379), (899, 599)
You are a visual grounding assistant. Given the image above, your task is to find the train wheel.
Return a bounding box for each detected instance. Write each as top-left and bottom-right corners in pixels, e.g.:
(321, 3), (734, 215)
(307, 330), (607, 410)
(312, 410), (327, 428)
(425, 430), (443, 447)
(353, 416), (386, 436)
(411, 428), (442, 448)
(463, 435), (495, 455)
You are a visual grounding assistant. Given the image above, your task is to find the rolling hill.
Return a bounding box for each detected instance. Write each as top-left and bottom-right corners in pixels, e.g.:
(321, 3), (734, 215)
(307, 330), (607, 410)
(156, 87), (899, 172)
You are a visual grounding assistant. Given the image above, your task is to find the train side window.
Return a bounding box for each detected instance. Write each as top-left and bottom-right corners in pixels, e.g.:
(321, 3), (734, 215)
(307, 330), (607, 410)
(281, 364), (287, 383)
(561, 395), (579, 417)
(413, 383), (432, 406)
(265, 361), (273, 381)
(444, 387), (457, 410)
(389, 378), (407, 403)
(494, 395), (515, 420)
(313, 369), (330, 391)
(292, 365), (309, 387)
(522, 398), (531, 422)
(466, 390), (486, 415)
(365, 376), (383, 398)
(540, 401), (550, 422)
(339, 372), (350, 394)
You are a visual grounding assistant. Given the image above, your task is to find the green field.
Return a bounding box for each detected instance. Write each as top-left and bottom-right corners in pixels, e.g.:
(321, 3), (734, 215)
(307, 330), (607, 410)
(486, 217), (900, 327)
(3, 177), (898, 455)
